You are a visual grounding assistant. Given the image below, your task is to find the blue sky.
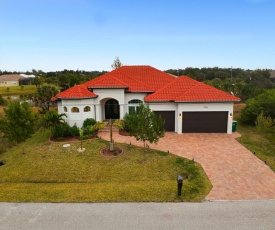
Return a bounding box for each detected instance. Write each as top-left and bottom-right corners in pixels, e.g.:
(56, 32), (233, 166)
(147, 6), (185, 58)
(0, 0), (274, 72)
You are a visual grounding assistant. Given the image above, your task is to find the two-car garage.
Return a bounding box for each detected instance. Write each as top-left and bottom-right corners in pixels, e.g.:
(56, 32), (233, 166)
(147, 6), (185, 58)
(154, 110), (228, 133)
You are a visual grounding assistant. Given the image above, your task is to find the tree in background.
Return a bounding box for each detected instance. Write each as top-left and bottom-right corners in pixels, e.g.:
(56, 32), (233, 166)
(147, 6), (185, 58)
(240, 89), (275, 125)
(0, 101), (37, 143)
(33, 85), (59, 114)
(111, 57), (123, 69)
(124, 104), (165, 150)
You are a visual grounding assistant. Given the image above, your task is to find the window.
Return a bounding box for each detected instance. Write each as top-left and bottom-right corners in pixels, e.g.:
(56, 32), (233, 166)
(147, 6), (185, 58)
(129, 106), (135, 114)
(129, 99), (142, 104)
(64, 106), (68, 112)
(128, 99), (142, 113)
(84, 106), (91, 112)
(71, 107), (79, 113)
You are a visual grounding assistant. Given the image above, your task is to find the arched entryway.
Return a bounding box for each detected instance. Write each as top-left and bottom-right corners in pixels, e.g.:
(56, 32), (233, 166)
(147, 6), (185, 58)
(105, 99), (120, 119)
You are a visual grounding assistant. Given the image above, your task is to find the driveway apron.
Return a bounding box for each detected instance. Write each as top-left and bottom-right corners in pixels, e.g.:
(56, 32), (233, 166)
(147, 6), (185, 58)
(98, 131), (275, 201)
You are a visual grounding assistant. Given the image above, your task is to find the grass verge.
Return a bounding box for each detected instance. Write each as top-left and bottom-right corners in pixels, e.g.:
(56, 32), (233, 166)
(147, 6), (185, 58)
(0, 130), (212, 202)
(237, 124), (275, 172)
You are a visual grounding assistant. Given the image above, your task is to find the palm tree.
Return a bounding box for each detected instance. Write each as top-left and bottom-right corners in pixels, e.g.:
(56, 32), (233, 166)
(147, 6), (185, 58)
(41, 110), (67, 135)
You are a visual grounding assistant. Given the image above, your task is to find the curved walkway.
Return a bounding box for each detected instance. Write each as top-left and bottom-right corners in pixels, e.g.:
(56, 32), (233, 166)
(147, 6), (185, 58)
(98, 131), (275, 201)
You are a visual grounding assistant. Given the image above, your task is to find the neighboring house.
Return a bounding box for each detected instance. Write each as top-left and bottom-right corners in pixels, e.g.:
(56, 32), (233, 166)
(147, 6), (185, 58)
(0, 74), (22, 87)
(52, 66), (240, 134)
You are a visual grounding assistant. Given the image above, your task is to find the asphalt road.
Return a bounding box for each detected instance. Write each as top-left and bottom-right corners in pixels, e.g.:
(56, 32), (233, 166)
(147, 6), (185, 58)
(0, 201), (274, 230)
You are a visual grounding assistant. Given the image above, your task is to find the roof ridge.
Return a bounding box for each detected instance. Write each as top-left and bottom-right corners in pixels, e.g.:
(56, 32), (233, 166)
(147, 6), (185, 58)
(174, 76), (201, 100)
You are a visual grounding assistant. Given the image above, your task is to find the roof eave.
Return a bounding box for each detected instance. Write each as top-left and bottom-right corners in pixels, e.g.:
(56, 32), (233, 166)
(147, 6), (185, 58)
(145, 100), (175, 103)
(127, 90), (154, 93)
(87, 86), (128, 89)
(145, 99), (241, 103)
(56, 96), (98, 100)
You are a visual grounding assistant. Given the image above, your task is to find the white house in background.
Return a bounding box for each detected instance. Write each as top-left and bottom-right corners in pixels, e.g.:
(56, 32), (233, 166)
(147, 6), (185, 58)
(52, 66), (240, 134)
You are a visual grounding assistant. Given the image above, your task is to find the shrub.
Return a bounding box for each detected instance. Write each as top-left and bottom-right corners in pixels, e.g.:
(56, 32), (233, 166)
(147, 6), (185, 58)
(52, 123), (81, 138)
(83, 126), (94, 137)
(255, 112), (274, 134)
(52, 123), (71, 138)
(240, 89), (275, 125)
(113, 119), (125, 131)
(93, 121), (106, 131)
(69, 124), (80, 137)
(83, 118), (96, 128)
(0, 95), (7, 106)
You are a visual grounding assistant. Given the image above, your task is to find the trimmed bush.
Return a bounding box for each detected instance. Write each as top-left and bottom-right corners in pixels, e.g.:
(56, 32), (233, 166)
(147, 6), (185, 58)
(69, 124), (80, 137)
(83, 118), (96, 128)
(52, 123), (80, 138)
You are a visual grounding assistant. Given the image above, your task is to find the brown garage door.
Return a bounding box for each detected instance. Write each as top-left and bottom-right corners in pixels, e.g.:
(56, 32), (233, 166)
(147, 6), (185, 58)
(154, 111), (175, 132)
(182, 112), (228, 133)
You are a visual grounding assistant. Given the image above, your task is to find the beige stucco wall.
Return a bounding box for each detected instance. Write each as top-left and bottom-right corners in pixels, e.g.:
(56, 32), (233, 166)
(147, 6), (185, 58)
(0, 80), (19, 87)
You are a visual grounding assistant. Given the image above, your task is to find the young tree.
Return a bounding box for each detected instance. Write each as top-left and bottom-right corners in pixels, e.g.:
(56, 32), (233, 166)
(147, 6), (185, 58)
(33, 85), (59, 114)
(124, 104), (165, 149)
(111, 57), (123, 69)
(0, 101), (37, 143)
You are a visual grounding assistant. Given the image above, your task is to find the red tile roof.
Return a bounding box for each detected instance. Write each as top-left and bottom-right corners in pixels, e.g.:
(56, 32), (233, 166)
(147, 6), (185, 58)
(52, 66), (240, 102)
(145, 75), (241, 102)
(52, 84), (97, 101)
(85, 65), (175, 92)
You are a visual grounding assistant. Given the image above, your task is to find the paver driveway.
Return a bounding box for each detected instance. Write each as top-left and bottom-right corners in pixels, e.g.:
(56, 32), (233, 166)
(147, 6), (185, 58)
(98, 131), (275, 200)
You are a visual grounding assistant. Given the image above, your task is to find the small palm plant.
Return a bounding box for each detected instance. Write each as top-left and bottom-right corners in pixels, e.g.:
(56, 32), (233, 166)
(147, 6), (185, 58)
(41, 110), (67, 136)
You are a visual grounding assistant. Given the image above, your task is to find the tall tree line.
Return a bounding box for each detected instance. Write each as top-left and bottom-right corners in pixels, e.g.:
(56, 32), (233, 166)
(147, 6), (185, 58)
(165, 68), (274, 102)
(1, 67), (274, 102)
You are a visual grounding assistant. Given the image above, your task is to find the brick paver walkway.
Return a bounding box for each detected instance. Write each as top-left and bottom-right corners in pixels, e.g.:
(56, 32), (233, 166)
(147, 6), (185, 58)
(98, 131), (275, 201)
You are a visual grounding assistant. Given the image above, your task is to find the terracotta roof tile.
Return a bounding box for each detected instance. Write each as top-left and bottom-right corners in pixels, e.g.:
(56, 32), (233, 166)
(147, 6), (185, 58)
(52, 67), (241, 102)
(85, 66), (175, 92)
(52, 84), (97, 101)
(145, 75), (241, 102)
(84, 73), (128, 89)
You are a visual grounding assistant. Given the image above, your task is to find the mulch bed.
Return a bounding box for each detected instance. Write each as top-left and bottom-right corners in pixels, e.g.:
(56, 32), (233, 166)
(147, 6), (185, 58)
(119, 130), (130, 136)
(100, 146), (124, 158)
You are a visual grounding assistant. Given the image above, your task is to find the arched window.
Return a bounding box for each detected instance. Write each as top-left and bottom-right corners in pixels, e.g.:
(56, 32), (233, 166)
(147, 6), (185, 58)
(71, 107), (79, 113)
(129, 99), (142, 104)
(64, 106), (68, 112)
(128, 99), (142, 114)
(84, 106), (91, 112)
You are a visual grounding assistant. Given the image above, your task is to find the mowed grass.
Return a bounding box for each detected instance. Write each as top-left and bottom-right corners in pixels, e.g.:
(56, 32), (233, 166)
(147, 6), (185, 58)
(0, 85), (37, 96)
(0, 130), (212, 202)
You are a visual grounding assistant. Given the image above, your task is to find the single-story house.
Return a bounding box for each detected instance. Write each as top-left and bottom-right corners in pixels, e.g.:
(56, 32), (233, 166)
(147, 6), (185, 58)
(52, 66), (240, 134)
(0, 74), (22, 87)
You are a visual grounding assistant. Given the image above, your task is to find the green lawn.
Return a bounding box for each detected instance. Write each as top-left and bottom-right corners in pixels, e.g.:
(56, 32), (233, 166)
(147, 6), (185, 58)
(237, 124), (275, 172)
(0, 130), (212, 202)
(0, 85), (37, 96)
